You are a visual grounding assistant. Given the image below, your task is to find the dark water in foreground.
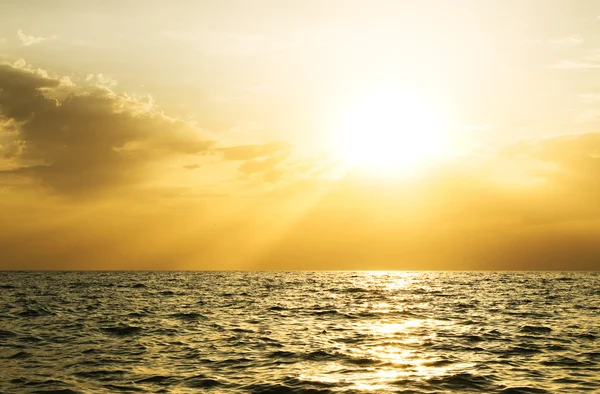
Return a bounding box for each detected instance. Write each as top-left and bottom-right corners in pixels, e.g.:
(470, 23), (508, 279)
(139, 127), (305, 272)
(0, 271), (598, 394)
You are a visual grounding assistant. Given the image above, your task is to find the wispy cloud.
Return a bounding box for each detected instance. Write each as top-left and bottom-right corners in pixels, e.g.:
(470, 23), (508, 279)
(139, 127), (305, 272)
(549, 36), (584, 46)
(17, 29), (56, 46)
(522, 36), (583, 46)
(579, 93), (600, 103)
(163, 29), (332, 57)
(552, 50), (600, 69)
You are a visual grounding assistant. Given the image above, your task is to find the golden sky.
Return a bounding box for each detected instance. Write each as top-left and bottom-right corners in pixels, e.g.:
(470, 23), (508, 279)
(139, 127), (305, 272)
(1, 0), (599, 270)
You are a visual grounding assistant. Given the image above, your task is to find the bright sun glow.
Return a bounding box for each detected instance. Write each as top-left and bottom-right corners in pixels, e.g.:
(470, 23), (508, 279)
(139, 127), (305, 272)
(331, 88), (451, 176)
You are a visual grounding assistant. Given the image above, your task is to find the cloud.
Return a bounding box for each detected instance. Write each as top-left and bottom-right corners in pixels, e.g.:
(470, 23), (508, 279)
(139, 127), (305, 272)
(511, 133), (600, 190)
(252, 133), (600, 270)
(2, 100), (600, 269)
(163, 29), (331, 57)
(17, 29), (56, 46)
(218, 142), (334, 184)
(219, 141), (292, 182)
(550, 36), (583, 45)
(523, 36), (583, 46)
(163, 30), (283, 56)
(85, 73), (117, 88)
(0, 63), (213, 195)
(218, 141), (290, 161)
(238, 151), (290, 182)
(552, 50), (600, 69)
(578, 93), (600, 104)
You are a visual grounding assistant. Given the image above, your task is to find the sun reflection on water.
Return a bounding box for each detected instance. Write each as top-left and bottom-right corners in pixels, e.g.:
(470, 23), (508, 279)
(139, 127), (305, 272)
(370, 319), (423, 334)
(298, 272), (473, 392)
(300, 316), (469, 391)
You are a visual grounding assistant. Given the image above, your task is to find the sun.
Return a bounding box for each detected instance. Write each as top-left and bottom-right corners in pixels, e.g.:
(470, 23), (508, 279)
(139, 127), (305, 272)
(330, 88), (451, 176)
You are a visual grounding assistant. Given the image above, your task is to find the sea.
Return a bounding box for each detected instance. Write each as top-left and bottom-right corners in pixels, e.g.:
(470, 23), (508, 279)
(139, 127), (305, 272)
(0, 271), (598, 394)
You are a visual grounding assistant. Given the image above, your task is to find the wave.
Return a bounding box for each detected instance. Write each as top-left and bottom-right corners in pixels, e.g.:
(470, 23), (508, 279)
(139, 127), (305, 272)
(169, 312), (207, 321)
(500, 387), (550, 393)
(0, 271), (596, 394)
(134, 375), (176, 385)
(183, 374), (225, 388)
(519, 325), (552, 334)
(243, 382), (334, 394)
(424, 372), (496, 390)
(7, 351), (31, 359)
(100, 324), (142, 336)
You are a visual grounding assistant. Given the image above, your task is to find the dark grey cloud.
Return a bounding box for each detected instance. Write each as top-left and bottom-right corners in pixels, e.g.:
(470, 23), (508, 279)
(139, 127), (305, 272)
(0, 63), (213, 194)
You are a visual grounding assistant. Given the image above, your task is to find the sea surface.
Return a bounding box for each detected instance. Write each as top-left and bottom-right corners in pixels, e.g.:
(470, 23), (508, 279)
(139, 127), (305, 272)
(0, 271), (598, 394)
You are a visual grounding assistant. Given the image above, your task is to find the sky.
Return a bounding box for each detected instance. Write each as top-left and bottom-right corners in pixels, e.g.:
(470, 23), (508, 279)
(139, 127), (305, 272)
(0, 0), (599, 270)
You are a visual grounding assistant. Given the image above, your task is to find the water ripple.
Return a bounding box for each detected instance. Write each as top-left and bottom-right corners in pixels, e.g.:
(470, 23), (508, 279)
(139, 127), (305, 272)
(0, 271), (598, 393)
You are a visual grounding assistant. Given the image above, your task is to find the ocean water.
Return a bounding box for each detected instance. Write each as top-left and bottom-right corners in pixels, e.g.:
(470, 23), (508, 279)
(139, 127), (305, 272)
(0, 271), (598, 394)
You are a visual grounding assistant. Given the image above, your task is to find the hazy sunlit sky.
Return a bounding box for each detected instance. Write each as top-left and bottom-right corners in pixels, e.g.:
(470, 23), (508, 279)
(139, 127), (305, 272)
(1, 0), (599, 270)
